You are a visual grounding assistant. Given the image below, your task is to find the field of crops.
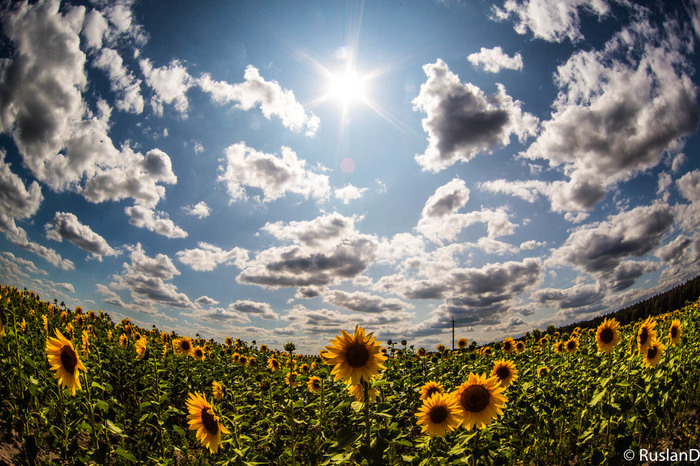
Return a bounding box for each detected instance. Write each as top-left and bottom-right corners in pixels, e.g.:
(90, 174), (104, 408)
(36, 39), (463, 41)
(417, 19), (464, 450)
(1, 283), (699, 465)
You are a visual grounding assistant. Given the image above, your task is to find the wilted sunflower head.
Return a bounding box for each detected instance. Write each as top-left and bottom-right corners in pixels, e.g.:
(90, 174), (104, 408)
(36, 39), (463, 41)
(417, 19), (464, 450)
(322, 325), (387, 386)
(637, 316), (657, 353)
(669, 319), (682, 345)
(45, 329), (87, 395)
(643, 338), (665, 368)
(307, 376), (322, 393)
(417, 348), (427, 357)
(419, 381), (445, 401)
(491, 360), (518, 388)
(415, 392), (462, 437)
(595, 318), (621, 353)
(347, 382), (378, 403)
(453, 373), (507, 431)
(186, 392), (229, 453)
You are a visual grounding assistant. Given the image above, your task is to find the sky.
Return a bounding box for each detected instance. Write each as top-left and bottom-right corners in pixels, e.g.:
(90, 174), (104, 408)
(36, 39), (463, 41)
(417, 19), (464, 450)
(1, 0), (700, 353)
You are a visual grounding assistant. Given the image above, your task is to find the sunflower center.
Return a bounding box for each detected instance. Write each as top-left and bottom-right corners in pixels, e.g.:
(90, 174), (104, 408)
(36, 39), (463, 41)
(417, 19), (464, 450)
(639, 328), (648, 346)
(425, 386), (440, 398)
(503, 342), (512, 351)
(181, 341), (191, 351)
(345, 343), (370, 368)
(566, 341), (576, 351)
(429, 405), (449, 424)
(201, 407), (219, 435)
(495, 366), (510, 381)
(671, 327), (678, 339)
(460, 385), (490, 413)
(647, 346), (657, 360)
(312, 380), (321, 389)
(60, 345), (78, 375)
(195, 349), (203, 358)
(600, 328), (614, 344)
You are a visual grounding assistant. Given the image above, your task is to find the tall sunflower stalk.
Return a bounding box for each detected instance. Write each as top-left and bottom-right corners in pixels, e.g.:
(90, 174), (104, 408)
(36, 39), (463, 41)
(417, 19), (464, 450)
(284, 342), (297, 466)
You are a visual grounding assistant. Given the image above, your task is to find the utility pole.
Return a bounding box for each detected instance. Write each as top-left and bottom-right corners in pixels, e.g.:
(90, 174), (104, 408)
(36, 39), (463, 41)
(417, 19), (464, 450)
(452, 318), (455, 351)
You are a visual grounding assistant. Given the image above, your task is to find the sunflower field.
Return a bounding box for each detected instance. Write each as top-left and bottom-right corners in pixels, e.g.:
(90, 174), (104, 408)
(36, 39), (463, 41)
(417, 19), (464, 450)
(1, 284), (699, 465)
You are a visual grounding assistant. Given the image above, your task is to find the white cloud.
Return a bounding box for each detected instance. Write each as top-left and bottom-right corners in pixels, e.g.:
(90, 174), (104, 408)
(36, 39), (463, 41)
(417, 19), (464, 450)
(93, 47), (144, 113)
(324, 289), (414, 314)
(124, 205), (187, 239)
(177, 242), (249, 272)
(45, 211), (119, 261)
(677, 169), (700, 202)
(261, 212), (359, 249)
(416, 178), (516, 244)
(229, 300), (279, 320)
(81, 9), (108, 49)
(334, 184), (368, 204)
(478, 179), (548, 203)
(218, 142), (331, 203)
(412, 59), (538, 172)
(140, 58), (194, 116)
(198, 65), (320, 136)
(468, 46), (523, 73)
(492, 0), (610, 43)
(183, 201), (211, 219)
(195, 295), (220, 306)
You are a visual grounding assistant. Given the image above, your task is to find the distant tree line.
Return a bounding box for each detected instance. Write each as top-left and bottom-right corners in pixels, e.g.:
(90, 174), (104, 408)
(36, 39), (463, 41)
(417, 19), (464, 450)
(551, 275), (700, 337)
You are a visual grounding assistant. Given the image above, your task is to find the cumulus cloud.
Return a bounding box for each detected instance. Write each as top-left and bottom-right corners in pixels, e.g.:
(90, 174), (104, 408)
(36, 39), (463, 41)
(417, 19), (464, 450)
(520, 22), (698, 214)
(239, 213), (378, 290)
(677, 169), (700, 202)
(124, 205), (187, 239)
(412, 59), (538, 172)
(492, 0), (610, 43)
(45, 211), (119, 261)
(284, 305), (413, 336)
(93, 47), (144, 113)
(478, 179), (548, 203)
(140, 58), (193, 116)
(324, 290), (414, 314)
(229, 300), (279, 320)
(416, 178), (516, 244)
(176, 242), (249, 272)
(533, 282), (605, 310)
(0, 2), (183, 238)
(468, 46), (523, 73)
(195, 295), (220, 306)
(218, 142), (330, 203)
(549, 203), (674, 279)
(198, 65), (320, 136)
(182, 201), (211, 219)
(110, 243), (194, 310)
(334, 184), (368, 204)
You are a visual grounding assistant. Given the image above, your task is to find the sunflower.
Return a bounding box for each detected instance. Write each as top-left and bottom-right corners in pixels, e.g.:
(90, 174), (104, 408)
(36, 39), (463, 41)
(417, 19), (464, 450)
(453, 373), (507, 430)
(643, 338), (665, 368)
(42, 315), (48, 333)
(502, 337), (515, 354)
(107, 329), (113, 341)
(45, 329), (87, 395)
(75, 314), (84, 328)
(260, 344), (268, 352)
(192, 346), (206, 361)
(161, 331), (169, 344)
(565, 338), (579, 354)
(175, 337), (193, 356)
(285, 371), (299, 387)
(595, 318), (621, 353)
(347, 382), (378, 403)
(554, 341), (564, 353)
(186, 392), (229, 453)
(300, 363), (309, 374)
(436, 344), (446, 353)
(212, 381), (224, 401)
(238, 355), (248, 366)
(417, 347), (427, 357)
(538, 337), (549, 348)
(81, 330), (90, 357)
(637, 316), (657, 354)
(419, 381), (445, 401)
(537, 366), (549, 378)
(480, 347), (492, 357)
(322, 325), (387, 385)
(415, 392), (462, 437)
(224, 337), (233, 347)
(307, 376), (322, 393)
(490, 360), (518, 388)
(119, 334), (128, 349)
(457, 338), (469, 350)
(248, 357), (257, 367)
(515, 341), (525, 353)
(669, 319), (682, 345)
(268, 357), (280, 372)
(135, 338), (147, 360)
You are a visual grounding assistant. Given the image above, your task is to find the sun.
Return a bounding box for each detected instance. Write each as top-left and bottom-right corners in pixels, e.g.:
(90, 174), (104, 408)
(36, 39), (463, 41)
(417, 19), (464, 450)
(328, 68), (366, 106)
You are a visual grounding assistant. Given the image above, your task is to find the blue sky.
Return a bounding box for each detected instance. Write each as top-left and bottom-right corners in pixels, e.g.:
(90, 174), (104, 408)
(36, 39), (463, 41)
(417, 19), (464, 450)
(1, 0), (699, 353)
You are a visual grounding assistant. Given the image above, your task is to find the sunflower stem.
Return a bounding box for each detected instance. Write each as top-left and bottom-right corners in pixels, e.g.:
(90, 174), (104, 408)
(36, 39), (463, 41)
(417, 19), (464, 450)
(81, 371), (100, 451)
(362, 378), (371, 452)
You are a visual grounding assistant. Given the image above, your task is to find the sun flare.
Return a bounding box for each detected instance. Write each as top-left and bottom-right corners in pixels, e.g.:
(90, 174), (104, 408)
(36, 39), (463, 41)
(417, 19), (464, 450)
(328, 68), (366, 105)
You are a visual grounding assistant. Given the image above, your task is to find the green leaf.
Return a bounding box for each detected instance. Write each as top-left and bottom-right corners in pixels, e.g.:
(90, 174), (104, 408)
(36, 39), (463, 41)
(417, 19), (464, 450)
(94, 400), (109, 411)
(589, 389), (607, 407)
(114, 447), (137, 462)
(105, 420), (122, 435)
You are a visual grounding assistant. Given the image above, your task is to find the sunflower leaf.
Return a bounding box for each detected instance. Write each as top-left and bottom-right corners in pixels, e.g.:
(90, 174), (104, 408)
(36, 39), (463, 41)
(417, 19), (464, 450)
(114, 446), (137, 462)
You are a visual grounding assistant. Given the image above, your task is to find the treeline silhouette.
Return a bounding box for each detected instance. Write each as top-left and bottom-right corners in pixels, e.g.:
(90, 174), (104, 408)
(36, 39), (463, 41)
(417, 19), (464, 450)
(550, 274), (700, 337)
